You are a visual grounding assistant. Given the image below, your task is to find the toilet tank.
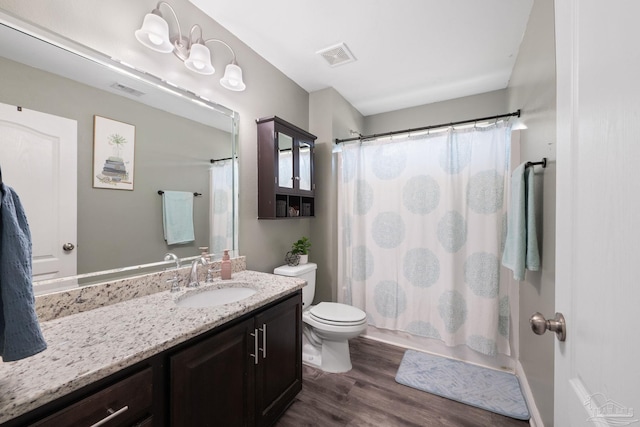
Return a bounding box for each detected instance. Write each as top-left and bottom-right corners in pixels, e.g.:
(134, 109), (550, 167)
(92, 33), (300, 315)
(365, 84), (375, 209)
(273, 262), (316, 308)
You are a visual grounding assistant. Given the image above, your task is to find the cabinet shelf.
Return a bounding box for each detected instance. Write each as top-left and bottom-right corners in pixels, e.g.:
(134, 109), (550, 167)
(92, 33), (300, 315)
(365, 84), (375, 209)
(257, 116), (317, 219)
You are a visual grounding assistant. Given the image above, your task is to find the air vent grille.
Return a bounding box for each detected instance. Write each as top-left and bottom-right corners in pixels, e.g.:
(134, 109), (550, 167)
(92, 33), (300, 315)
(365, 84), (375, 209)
(316, 42), (356, 67)
(110, 82), (145, 97)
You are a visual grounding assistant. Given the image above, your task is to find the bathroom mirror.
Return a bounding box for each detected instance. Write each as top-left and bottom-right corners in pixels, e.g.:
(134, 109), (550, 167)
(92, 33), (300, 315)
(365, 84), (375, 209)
(278, 132), (294, 189)
(0, 15), (239, 294)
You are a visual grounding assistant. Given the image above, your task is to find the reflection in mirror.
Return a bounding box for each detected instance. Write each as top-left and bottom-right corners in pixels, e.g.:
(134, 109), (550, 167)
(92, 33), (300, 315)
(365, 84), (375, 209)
(0, 14), (239, 294)
(299, 142), (312, 192)
(278, 132), (294, 189)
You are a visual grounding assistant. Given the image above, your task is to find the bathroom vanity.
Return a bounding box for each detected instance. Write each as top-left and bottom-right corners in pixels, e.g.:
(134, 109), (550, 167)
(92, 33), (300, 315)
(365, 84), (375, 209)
(0, 266), (303, 427)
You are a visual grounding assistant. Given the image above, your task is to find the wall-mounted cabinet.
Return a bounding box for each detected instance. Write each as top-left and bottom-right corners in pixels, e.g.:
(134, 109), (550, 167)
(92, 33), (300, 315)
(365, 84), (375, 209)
(257, 116), (317, 219)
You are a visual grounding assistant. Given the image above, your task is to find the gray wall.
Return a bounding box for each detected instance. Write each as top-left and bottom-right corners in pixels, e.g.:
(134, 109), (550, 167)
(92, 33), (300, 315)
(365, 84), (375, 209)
(309, 88), (364, 304)
(0, 56), (230, 273)
(507, 0), (556, 425)
(0, 0), (313, 274)
(364, 89), (509, 135)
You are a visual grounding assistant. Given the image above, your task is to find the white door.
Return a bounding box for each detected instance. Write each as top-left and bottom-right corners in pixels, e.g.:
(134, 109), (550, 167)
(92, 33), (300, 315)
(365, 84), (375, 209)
(0, 102), (77, 282)
(555, 1), (640, 426)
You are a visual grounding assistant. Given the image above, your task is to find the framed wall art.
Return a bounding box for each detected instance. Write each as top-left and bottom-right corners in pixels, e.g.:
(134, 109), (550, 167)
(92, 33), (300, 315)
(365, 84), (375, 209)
(93, 115), (136, 190)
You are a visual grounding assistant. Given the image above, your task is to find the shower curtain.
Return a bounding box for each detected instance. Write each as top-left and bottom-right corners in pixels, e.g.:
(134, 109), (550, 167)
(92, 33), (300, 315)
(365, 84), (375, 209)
(209, 159), (236, 254)
(337, 123), (512, 356)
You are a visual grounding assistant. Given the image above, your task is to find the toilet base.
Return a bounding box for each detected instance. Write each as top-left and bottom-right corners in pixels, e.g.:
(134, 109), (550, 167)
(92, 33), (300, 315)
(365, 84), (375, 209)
(302, 331), (354, 373)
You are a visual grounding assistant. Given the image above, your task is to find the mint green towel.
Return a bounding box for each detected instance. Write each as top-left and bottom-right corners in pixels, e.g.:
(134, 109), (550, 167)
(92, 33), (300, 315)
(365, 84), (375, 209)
(502, 163), (540, 280)
(162, 191), (195, 245)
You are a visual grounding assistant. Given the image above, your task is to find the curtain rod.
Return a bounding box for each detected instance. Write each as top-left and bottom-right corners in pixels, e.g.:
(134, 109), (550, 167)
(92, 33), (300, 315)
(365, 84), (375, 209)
(334, 109), (521, 144)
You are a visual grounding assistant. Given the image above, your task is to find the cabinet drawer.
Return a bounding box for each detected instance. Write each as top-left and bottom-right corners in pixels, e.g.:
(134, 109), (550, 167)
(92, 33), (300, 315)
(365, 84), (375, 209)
(31, 367), (153, 427)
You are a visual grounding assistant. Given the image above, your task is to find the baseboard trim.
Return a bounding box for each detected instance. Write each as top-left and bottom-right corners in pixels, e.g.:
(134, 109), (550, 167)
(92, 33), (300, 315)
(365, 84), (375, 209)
(516, 360), (544, 427)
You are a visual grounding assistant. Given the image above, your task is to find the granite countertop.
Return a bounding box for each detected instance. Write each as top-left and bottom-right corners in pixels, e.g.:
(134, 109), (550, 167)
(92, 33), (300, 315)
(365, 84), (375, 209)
(0, 270), (304, 424)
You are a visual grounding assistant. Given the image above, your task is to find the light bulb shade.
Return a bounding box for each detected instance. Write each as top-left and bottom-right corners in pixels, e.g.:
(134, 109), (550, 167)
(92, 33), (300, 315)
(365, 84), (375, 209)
(184, 43), (215, 75)
(220, 63), (246, 91)
(135, 13), (173, 53)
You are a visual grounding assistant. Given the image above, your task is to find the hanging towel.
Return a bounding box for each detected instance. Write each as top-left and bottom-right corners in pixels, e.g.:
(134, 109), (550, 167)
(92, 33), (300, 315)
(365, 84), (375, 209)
(502, 163), (541, 280)
(162, 191), (195, 245)
(0, 183), (47, 362)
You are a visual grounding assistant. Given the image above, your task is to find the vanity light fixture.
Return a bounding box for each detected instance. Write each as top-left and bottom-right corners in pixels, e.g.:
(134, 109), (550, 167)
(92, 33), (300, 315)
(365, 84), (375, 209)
(135, 1), (246, 91)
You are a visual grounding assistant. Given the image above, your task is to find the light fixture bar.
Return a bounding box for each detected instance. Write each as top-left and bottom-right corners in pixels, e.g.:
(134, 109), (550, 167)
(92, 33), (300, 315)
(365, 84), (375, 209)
(134, 1), (246, 91)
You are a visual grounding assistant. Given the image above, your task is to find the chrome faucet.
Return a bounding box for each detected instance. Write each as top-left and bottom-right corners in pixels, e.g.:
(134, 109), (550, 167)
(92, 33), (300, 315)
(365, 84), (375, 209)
(164, 252), (181, 292)
(188, 256), (208, 288)
(164, 252), (181, 269)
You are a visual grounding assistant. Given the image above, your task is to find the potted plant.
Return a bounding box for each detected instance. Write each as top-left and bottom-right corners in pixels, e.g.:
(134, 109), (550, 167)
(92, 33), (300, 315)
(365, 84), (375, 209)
(291, 236), (311, 264)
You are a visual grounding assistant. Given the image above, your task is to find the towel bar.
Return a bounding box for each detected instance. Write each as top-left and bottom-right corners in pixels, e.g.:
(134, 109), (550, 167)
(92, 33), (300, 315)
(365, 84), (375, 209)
(158, 190), (202, 197)
(525, 157), (547, 168)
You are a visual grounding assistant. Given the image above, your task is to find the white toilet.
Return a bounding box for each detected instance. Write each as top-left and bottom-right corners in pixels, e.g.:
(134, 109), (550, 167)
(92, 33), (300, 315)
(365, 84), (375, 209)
(273, 262), (367, 373)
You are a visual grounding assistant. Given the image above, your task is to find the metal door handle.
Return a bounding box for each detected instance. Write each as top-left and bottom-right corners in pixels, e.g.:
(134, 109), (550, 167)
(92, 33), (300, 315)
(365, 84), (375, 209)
(530, 312), (566, 342)
(62, 242), (75, 252)
(258, 324), (267, 359)
(90, 406), (129, 427)
(250, 328), (259, 364)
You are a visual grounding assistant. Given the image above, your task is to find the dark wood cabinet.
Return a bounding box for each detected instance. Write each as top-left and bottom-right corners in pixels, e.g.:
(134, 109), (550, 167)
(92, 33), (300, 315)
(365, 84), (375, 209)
(29, 367), (154, 427)
(4, 292), (302, 427)
(170, 318), (255, 427)
(254, 294), (302, 426)
(170, 292), (302, 427)
(257, 116), (317, 219)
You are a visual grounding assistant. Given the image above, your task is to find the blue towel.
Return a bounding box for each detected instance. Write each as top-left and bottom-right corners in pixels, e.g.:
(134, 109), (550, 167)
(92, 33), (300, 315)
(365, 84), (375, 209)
(0, 184), (47, 361)
(502, 163), (540, 280)
(162, 191), (195, 245)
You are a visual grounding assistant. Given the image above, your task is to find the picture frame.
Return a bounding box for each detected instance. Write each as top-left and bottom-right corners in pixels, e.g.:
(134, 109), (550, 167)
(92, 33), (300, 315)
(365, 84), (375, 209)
(93, 115), (136, 190)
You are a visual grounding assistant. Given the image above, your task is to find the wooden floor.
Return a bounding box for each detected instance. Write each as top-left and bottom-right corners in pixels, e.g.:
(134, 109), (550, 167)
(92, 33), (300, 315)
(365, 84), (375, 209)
(275, 337), (530, 427)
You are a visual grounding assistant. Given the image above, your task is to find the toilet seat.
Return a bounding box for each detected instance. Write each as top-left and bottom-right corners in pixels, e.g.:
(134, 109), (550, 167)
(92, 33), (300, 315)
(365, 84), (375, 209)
(308, 302), (367, 326)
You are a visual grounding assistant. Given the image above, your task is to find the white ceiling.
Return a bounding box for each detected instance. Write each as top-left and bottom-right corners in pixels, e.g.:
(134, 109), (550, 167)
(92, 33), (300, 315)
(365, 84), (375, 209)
(190, 0), (534, 116)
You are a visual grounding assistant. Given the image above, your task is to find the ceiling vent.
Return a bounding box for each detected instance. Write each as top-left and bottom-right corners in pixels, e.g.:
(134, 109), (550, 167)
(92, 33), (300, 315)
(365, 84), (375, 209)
(110, 82), (145, 97)
(316, 42), (356, 67)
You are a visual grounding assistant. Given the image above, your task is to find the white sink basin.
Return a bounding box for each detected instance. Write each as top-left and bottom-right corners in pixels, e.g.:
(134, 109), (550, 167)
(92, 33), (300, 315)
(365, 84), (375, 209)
(176, 285), (257, 308)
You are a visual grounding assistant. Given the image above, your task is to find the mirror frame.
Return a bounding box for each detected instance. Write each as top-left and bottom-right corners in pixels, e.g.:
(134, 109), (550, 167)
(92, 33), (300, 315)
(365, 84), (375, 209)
(0, 11), (240, 294)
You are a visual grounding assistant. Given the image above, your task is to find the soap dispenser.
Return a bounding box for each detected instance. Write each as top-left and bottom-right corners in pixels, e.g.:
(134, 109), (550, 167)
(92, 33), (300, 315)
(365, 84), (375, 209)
(221, 249), (232, 280)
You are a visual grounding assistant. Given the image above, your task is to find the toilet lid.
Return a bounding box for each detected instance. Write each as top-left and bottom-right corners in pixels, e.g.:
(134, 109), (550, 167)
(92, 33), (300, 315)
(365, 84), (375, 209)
(309, 302), (366, 324)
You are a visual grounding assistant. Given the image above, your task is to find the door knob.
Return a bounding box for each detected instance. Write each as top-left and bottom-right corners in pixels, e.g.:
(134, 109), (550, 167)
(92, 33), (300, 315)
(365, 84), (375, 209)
(530, 312), (566, 342)
(62, 242), (75, 252)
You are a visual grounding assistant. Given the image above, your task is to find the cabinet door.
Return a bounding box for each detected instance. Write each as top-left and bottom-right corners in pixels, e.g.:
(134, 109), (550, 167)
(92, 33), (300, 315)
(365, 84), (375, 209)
(276, 131), (314, 196)
(295, 139), (314, 196)
(170, 318), (255, 427)
(254, 294), (302, 427)
(276, 131), (295, 192)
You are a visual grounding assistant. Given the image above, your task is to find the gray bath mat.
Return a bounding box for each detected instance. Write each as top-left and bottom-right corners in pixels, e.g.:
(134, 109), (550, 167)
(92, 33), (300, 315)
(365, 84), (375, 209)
(395, 350), (529, 420)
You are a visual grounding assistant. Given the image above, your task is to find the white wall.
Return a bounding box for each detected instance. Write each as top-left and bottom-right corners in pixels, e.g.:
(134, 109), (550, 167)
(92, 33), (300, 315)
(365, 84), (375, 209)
(507, 0), (556, 425)
(0, 0), (314, 273)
